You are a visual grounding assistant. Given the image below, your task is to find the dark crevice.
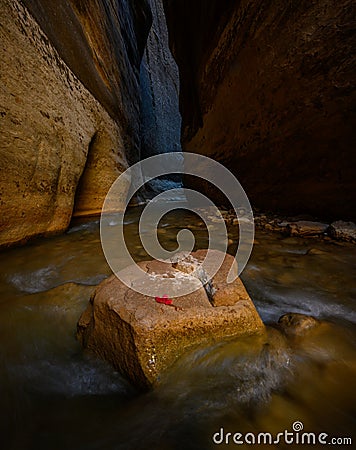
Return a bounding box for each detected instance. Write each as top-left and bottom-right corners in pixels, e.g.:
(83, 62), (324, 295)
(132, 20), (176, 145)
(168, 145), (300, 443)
(72, 132), (98, 217)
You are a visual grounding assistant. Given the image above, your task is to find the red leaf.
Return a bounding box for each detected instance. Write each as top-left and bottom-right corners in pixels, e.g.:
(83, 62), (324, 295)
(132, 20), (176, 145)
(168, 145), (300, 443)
(155, 296), (173, 305)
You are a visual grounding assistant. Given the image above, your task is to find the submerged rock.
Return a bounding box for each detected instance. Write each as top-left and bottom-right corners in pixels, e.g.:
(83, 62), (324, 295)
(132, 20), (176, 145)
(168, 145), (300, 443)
(157, 327), (292, 409)
(77, 250), (264, 389)
(278, 313), (320, 337)
(306, 247), (329, 256)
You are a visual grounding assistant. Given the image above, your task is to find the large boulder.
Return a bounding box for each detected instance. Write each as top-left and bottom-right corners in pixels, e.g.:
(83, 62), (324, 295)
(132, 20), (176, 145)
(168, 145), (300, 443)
(77, 250), (264, 389)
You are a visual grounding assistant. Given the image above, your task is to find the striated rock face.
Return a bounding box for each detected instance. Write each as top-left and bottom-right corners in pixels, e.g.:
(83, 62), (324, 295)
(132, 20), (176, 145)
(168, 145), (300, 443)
(0, 0), (151, 246)
(22, 0), (151, 163)
(140, 0), (181, 158)
(77, 250), (264, 389)
(164, 0), (356, 220)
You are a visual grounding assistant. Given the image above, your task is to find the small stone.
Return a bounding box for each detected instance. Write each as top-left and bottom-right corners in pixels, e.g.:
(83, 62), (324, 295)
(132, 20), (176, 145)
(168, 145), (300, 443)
(278, 221), (289, 228)
(264, 223), (274, 231)
(278, 313), (320, 337)
(306, 248), (328, 256)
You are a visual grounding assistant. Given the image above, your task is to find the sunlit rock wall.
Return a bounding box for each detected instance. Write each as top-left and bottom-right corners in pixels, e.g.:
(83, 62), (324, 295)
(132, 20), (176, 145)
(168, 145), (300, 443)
(0, 0), (151, 246)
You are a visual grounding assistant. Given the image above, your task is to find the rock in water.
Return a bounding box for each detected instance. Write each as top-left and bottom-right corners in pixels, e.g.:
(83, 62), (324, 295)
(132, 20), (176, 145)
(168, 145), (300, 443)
(77, 250), (264, 389)
(278, 313), (320, 337)
(285, 221), (329, 237)
(328, 221), (356, 243)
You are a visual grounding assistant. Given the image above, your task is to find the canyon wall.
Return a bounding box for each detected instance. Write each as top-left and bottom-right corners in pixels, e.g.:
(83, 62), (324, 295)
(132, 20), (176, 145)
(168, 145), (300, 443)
(139, 0), (183, 198)
(139, 0), (181, 158)
(2, 0), (353, 249)
(164, 0), (356, 220)
(0, 0), (151, 246)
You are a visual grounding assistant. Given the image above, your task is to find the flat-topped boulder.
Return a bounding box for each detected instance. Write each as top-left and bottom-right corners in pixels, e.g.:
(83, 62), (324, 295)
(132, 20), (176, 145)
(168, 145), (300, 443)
(77, 250), (264, 389)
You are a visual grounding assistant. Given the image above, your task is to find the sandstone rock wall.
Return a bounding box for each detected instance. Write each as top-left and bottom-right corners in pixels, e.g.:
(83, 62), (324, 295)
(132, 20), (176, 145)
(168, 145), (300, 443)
(164, 0), (356, 220)
(139, 0), (181, 158)
(22, 0), (152, 165)
(0, 0), (151, 246)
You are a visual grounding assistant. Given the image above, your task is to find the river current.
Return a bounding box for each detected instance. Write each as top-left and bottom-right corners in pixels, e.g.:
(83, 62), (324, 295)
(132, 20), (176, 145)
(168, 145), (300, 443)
(0, 207), (355, 449)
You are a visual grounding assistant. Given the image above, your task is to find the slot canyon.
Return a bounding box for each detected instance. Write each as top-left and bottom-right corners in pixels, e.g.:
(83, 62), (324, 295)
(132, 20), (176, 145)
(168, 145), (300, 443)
(0, 1), (355, 449)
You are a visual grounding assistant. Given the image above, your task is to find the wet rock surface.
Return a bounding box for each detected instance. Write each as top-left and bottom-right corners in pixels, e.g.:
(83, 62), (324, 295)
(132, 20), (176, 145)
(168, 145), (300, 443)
(154, 313), (346, 413)
(285, 221), (329, 237)
(219, 208), (356, 243)
(278, 312), (321, 337)
(77, 250), (264, 389)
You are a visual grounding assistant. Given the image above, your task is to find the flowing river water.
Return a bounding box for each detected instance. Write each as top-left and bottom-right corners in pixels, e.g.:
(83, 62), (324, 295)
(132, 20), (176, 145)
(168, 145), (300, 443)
(0, 207), (355, 449)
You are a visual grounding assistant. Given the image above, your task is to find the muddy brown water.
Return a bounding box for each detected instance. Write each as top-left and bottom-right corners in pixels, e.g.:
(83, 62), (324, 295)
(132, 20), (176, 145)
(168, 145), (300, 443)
(0, 207), (355, 449)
